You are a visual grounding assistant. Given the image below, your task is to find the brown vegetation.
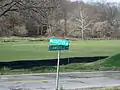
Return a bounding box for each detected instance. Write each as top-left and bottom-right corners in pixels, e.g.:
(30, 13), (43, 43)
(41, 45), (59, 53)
(0, 0), (120, 39)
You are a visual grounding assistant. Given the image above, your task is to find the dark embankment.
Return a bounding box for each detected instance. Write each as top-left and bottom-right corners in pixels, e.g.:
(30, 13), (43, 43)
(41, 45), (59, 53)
(0, 56), (107, 69)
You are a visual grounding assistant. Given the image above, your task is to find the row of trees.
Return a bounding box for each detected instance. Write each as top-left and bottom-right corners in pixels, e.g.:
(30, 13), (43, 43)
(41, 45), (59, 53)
(0, 0), (120, 39)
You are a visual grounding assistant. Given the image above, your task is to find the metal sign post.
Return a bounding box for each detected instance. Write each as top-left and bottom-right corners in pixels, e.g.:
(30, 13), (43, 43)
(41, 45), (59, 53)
(56, 50), (61, 90)
(48, 38), (69, 90)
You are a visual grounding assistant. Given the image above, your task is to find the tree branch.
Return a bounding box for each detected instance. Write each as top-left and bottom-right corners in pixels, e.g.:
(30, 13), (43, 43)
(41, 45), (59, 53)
(0, 2), (16, 17)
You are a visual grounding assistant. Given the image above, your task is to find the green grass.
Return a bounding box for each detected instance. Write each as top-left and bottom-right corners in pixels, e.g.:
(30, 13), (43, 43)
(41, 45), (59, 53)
(0, 39), (120, 61)
(102, 53), (120, 67)
(60, 53), (120, 72)
(68, 86), (120, 90)
(0, 37), (120, 74)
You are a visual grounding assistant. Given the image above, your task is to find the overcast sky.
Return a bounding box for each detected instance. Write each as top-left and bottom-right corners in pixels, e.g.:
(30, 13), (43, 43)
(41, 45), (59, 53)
(70, 0), (120, 3)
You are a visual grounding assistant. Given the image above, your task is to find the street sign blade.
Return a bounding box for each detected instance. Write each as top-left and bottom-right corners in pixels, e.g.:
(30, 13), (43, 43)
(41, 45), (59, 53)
(49, 38), (69, 46)
(49, 45), (69, 51)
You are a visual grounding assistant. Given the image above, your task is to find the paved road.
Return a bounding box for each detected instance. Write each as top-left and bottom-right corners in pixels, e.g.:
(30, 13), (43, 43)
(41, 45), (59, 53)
(0, 71), (120, 90)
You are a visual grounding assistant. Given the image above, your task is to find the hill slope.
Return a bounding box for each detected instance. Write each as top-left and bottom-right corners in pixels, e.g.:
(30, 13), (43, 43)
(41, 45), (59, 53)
(60, 53), (120, 71)
(102, 53), (120, 67)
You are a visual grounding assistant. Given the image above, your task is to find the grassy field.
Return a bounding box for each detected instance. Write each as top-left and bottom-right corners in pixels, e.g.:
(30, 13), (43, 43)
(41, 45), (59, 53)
(0, 38), (120, 61)
(68, 86), (120, 90)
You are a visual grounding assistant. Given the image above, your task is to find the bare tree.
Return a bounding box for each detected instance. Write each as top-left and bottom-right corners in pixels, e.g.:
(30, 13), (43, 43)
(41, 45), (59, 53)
(0, 0), (58, 36)
(74, 7), (93, 39)
(95, 1), (118, 21)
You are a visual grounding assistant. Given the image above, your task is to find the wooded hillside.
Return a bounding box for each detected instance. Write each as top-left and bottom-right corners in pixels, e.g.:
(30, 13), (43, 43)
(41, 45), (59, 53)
(0, 0), (120, 39)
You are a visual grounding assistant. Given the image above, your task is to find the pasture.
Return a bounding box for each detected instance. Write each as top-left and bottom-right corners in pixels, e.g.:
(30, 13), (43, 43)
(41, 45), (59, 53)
(0, 38), (120, 61)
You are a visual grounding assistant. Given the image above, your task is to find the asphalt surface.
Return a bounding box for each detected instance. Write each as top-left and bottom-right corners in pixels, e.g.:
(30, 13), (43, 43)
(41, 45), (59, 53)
(0, 71), (120, 90)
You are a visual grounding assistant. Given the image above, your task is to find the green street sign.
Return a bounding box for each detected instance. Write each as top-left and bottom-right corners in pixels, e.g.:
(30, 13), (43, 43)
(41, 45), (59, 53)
(49, 38), (69, 46)
(48, 38), (69, 51)
(48, 38), (70, 89)
(49, 45), (69, 51)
